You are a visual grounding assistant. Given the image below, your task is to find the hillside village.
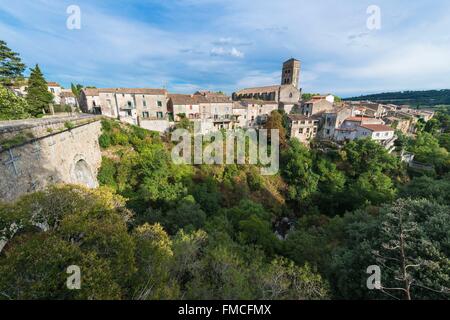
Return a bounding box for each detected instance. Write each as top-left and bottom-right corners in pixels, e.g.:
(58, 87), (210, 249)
(10, 58), (434, 155)
(1, 24), (449, 301)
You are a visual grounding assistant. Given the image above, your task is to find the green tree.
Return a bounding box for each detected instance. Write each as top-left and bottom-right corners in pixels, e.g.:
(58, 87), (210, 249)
(0, 40), (26, 86)
(329, 199), (450, 300)
(0, 233), (121, 300)
(281, 139), (319, 207)
(0, 85), (30, 120)
(373, 199), (450, 300)
(259, 258), (329, 300)
(70, 83), (83, 104)
(265, 110), (287, 147)
(143, 196), (206, 234)
(26, 64), (53, 115)
(349, 170), (396, 208)
(132, 223), (179, 299)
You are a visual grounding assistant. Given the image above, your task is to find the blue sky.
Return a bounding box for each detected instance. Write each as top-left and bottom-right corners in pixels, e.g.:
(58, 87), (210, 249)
(1, 0), (450, 97)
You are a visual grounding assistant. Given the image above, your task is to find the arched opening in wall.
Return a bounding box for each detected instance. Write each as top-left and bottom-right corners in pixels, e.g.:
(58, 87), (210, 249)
(73, 159), (96, 188)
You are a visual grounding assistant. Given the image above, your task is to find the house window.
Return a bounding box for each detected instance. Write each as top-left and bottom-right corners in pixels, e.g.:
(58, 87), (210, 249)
(299, 128), (304, 134)
(143, 100), (147, 107)
(157, 101), (162, 107)
(142, 112), (149, 118)
(156, 112), (163, 119)
(127, 101), (132, 108)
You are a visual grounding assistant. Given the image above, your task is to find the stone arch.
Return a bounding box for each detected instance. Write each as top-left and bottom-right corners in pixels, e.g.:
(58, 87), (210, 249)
(70, 155), (97, 188)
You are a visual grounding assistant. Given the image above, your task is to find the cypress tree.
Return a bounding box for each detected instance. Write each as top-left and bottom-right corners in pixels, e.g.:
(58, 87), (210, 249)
(26, 64), (53, 116)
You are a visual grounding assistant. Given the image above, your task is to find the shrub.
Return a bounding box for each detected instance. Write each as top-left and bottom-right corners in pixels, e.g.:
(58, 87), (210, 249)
(97, 157), (117, 189)
(64, 121), (75, 130)
(99, 133), (111, 149)
(111, 132), (129, 146)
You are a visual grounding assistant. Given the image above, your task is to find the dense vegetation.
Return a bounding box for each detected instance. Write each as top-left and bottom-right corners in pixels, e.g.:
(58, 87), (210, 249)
(1, 111), (449, 300)
(345, 89), (450, 107)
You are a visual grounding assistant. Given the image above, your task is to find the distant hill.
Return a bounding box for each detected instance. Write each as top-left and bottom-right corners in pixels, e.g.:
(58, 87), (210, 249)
(344, 89), (450, 107)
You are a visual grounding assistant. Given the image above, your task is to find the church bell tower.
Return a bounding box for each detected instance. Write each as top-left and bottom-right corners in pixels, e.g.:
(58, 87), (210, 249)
(281, 58), (301, 89)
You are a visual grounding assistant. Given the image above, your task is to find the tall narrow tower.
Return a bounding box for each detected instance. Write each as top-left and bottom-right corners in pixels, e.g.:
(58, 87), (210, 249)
(281, 58), (301, 88)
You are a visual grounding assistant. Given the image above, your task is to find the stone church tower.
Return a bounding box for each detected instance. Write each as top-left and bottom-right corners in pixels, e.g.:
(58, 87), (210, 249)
(281, 58), (301, 89)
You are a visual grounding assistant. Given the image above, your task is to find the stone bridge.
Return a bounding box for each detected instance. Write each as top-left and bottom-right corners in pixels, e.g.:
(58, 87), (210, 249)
(0, 115), (103, 202)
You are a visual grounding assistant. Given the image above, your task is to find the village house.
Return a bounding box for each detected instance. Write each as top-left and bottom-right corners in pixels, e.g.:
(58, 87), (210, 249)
(168, 94), (200, 121)
(193, 93), (234, 130)
(320, 106), (353, 140)
(288, 114), (321, 145)
(355, 124), (396, 151)
(47, 82), (62, 105)
(345, 101), (387, 118)
(300, 98), (335, 117)
(334, 116), (385, 142)
(80, 88), (169, 126)
(232, 99), (279, 129)
(384, 116), (413, 134)
(59, 90), (77, 107)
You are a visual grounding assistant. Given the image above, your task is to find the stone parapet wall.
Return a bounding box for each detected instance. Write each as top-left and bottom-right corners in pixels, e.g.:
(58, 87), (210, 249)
(0, 116), (102, 202)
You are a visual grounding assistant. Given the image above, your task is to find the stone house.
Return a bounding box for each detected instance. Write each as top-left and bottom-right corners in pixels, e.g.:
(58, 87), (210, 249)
(334, 116), (385, 142)
(80, 88), (169, 125)
(60, 90), (77, 107)
(300, 99), (334, 117)
(168, 94), (200, 121)
(320, 106), (353, 139)
(47, 82), (62, 105)
(232, 99), (279, 128)
(288, 114), (320, 144)
(355, 124), (396, 151)
(384, 116), (412, 134)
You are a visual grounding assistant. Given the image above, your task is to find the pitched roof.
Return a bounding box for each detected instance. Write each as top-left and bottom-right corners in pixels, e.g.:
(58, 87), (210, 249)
(47, 82), (61, 87)
(359, 124), (394, 132)
(236, 84), (294, 95)
(288, 114), (309, 121)
(81, 88), (167, 96)
(194, 95), (231, 103)
(82, 88), (100, 96)
(345, 116), (378, 122)
(169, 94), (197, 105)
(240, 99), (278, 105)
(60, 91), (75, 97)
(100, 88), (167, 95)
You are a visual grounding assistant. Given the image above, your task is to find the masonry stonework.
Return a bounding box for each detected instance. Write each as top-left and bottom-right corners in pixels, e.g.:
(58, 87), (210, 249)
(0, 116), (102, 202)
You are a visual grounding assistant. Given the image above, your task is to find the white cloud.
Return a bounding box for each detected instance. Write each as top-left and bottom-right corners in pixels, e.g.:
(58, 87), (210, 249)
(210, 46), (244, 58)
(2, 0), (450, 95)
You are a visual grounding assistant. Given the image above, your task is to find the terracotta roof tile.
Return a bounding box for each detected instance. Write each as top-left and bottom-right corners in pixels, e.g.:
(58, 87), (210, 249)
(359, 124), (394, 132)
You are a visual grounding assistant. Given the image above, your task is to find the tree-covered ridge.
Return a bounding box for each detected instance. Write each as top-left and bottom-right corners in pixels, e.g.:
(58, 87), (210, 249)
(344, 89), (450, 106)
